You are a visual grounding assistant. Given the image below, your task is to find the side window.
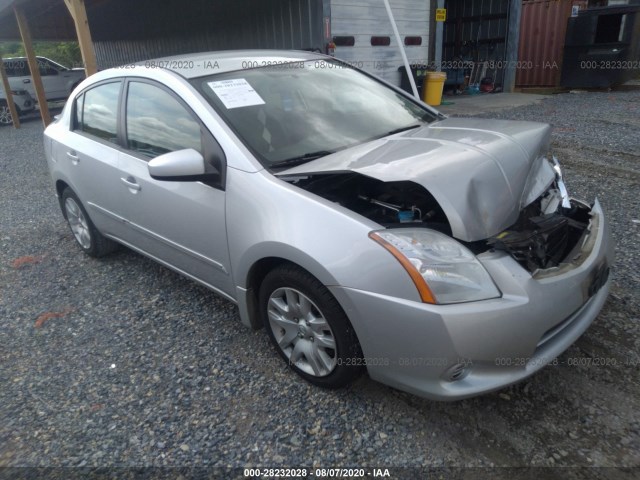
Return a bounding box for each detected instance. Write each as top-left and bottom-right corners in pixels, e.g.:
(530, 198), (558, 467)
(80, 81), (121, 143)
(5, 60), (29, 77)
(126, 81), (201, 158)
(39, 60), (58, 76)
(3, 61), (14, 76)
(4, 61), (21, 77)
(74, 93), (84, 130)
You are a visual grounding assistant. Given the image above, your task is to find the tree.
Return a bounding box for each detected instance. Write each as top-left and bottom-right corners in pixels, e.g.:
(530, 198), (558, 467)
(0, 41), (82, 67)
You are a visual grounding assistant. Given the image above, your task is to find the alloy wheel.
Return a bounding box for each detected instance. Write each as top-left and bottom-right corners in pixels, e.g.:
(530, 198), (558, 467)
(0, 105), (12, 125)
(64, 197), (92, 249)
(267, 287), (338, 377)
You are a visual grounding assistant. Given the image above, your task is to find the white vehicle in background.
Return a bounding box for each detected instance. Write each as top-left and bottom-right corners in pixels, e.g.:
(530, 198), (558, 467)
(0, 86), (35, 125)
(2, 56), (85, 102)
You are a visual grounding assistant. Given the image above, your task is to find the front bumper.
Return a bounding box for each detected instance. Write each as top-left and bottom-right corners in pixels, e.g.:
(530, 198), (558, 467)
(330, 199), (614, 400)
(16, 97), (35, 114)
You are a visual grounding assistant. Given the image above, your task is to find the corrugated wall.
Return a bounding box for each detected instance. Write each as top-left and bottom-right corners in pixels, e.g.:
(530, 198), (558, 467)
(331, 0), (430, 85)
(93, 0), (324, 70)
(516, 0), (586, 87)
(443, 0), (510, 88)
(443, 0), (510, 59)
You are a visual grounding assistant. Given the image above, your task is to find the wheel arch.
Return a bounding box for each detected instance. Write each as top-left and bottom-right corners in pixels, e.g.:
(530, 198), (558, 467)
(238, 246), (342, 331)
(55, 179), (71, 216)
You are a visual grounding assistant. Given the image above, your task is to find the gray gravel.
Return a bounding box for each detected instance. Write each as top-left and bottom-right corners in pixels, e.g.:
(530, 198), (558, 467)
(1, 91), (639, 478)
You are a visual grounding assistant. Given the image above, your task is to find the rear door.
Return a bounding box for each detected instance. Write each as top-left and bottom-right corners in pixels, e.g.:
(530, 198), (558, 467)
(55, 80), (130, 239)
(37, 58), (68, 100)
(114, 79), (233, 297)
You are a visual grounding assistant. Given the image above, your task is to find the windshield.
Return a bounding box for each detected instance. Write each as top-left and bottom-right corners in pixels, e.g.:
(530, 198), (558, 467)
(191, 59), (437, 169)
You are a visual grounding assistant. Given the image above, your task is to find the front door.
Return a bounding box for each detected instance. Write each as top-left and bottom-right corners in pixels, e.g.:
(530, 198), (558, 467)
(114, 79), (233, 297)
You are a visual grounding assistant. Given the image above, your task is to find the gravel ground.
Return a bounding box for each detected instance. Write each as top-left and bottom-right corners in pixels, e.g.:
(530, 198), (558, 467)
(1, 91), (639, 479)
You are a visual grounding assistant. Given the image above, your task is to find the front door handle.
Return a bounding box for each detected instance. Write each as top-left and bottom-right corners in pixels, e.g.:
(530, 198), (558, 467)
(121, 177), (141, 192)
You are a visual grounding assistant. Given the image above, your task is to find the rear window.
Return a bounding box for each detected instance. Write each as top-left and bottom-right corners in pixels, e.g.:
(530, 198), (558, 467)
(77, 81), (121, 142)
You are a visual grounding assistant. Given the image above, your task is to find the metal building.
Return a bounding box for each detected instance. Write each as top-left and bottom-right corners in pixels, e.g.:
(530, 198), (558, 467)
(516, 0), (587, 88)
(0, 0), (434, 87)
(439, 0), (523, 92)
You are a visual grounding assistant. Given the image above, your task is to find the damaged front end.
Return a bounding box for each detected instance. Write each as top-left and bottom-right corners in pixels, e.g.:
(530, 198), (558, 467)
(487, 156), (596, 274)
(487, 197), (592, 273)
(282, 151), (602, 282)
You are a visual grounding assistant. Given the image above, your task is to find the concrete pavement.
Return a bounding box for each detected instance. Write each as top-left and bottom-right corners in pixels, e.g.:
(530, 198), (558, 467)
(434, 92), (548, 116)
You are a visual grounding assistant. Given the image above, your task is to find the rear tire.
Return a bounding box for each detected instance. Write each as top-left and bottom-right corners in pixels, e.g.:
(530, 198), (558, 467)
(61, 188), (118, 257)
(259, 264), (364, 389)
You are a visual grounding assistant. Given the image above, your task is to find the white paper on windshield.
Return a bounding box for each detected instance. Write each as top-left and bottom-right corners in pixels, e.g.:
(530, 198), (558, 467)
(207, 78), (265, 109)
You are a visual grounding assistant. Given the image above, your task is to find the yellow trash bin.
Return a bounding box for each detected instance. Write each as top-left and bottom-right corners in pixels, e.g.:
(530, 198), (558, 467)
(423, 72), (447, 106)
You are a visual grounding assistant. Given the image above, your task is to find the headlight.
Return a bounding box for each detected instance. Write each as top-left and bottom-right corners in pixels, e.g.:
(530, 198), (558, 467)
(370, 229), (501, 304)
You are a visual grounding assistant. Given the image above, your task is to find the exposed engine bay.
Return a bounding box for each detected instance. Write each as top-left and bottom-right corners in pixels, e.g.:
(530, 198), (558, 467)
(283, 172), (592, 274)
(281, 172), (452, 234)
(487, 193), (592, 272)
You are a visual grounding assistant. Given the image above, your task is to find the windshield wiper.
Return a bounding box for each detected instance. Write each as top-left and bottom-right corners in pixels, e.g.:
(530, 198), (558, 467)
(385, 124), (423, 136)
(272, 150), (334, 169)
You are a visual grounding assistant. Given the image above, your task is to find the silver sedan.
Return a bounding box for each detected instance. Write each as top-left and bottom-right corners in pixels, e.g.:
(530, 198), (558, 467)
(43, 50), (614, 400)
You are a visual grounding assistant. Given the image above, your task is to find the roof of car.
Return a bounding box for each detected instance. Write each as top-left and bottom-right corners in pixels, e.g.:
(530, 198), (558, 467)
(132, 50), (327, 79)
(4, 55), (50, 61)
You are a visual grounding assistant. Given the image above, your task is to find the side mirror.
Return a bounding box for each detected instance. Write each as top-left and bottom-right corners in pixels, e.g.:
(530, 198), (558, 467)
(148, 148), (217, 182)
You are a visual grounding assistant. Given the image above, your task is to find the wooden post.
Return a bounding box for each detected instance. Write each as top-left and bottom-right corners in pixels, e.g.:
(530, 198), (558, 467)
(14, 6), (51, 126)
(64, 0), (97, 76)
(0, 52), (21, 128)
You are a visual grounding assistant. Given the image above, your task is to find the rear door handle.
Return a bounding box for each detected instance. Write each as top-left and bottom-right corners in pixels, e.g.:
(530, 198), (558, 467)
(66, 151), (79, 164)
(121, 176), (141, 191)
(23, 79), (30, 83)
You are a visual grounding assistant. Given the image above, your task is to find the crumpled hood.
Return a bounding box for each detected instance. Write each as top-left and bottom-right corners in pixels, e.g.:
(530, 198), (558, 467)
(278, 117), (552, 242)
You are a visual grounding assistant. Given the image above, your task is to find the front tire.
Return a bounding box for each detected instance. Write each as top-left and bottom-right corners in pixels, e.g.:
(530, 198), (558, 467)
(259, 264), (364, 388)
(0, 102), (13, 126)
(61, 188), (117, 257)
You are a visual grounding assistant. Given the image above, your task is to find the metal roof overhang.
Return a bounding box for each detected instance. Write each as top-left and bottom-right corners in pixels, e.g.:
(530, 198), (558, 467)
(0, 0), (288, 42)
(0, 0), (78, 40)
